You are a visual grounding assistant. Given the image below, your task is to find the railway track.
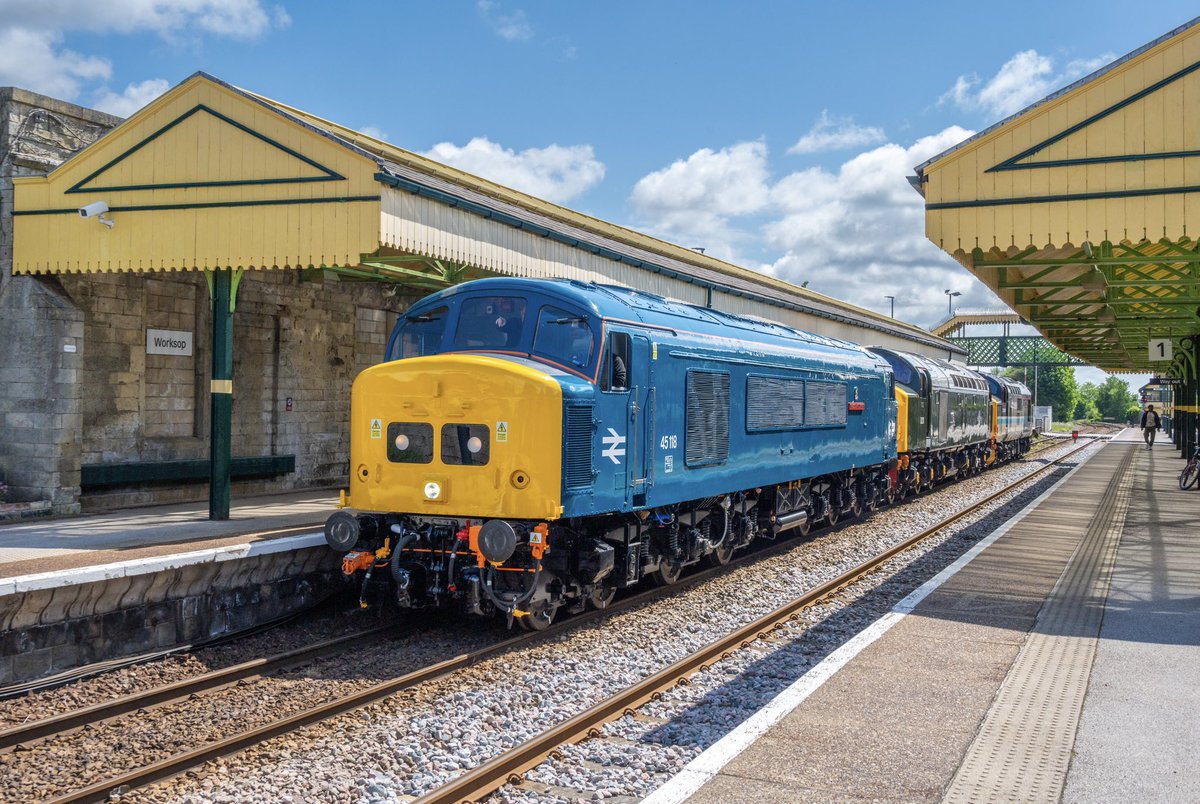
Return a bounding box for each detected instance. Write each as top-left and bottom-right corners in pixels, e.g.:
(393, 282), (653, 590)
(0, 624), (397, 752)
(16, 441), (1091, 803)
(413, 439), (1095, 804)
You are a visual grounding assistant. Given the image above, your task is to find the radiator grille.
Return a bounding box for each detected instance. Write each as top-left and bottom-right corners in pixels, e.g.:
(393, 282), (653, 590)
(746, 376), (805, 431)
(686, 371), (730, 466)
(804, 381), (847, 427)
(564, 405), (594, 489)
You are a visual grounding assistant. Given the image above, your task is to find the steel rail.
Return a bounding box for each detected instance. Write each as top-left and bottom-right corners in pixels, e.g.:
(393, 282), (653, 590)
(40, 443), (1081, 804)
(0, 624), (396, 752)
(413, 440), (1094, 804)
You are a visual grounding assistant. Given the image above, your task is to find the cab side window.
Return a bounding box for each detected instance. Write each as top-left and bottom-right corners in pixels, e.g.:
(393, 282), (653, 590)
(601, 332), (631, 391)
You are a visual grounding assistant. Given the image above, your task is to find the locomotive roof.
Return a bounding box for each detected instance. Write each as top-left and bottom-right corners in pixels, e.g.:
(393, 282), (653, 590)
(417, 277), (881, 361)
(872, 346), (1032, 396)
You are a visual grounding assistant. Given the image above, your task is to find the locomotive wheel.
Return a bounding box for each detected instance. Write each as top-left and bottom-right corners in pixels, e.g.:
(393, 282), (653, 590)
(705, 541), (735, 567)
(518, 602), (557, 631)
(796, 512), (811, 536)
(589, 583), (617, 609)
(653, 560), (684, 586)
(849, 494), (864, 519)
(826, 505), (840, 527)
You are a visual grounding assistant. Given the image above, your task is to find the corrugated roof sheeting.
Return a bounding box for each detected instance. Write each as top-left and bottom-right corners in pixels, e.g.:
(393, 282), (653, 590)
(378, 165), (962, 356)
(380, 187), (705, 303)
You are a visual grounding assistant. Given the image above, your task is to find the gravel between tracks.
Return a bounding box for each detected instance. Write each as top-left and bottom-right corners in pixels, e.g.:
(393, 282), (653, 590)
(0, 616), (508, 801)
(94, 438), (1102, 804)
(0, 606), (385, 730)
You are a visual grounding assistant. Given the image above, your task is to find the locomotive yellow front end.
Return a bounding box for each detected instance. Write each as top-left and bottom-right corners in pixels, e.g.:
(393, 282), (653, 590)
(342, 354), (564, 522)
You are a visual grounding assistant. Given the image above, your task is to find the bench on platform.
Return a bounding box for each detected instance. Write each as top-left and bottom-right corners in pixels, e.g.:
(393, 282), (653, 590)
(81, 455), (296, 490)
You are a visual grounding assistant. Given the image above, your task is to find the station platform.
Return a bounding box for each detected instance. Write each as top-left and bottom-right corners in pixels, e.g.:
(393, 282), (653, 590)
(0, 490), (343, 684)
(0, 489), (336, 580)
(650, 430), (1200, 803)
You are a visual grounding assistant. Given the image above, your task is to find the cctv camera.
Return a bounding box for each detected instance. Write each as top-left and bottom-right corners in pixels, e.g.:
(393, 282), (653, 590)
(79, 201), (109, 218)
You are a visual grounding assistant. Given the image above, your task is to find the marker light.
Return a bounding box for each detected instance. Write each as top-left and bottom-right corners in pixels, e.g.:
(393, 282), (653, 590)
(467, 436), (483, 454)
(424, 481), (441, 500)
(395, 433), (410, 451)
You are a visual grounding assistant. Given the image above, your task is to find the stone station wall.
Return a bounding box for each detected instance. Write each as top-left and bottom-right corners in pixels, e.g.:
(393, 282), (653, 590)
(0, 543), (345, 684)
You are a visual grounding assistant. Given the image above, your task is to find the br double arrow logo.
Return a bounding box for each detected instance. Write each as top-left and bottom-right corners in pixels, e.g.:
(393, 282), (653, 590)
(601, 428), (626, 465)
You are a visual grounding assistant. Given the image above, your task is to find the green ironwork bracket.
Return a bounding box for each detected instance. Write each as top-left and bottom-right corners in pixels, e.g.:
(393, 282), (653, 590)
(204, 268), (245, 313)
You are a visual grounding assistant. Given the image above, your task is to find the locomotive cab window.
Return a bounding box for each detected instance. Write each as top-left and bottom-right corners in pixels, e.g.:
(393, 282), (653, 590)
(441, 424), (490, 466)
(533, 306), (594, 370)
(390, 306), (448, 360)
(452, 296), (527, 350)
(601, 332), (631, 391)
(387, 422), (434, 464)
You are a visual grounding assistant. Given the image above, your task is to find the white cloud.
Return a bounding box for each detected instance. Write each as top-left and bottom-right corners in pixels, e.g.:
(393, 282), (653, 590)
(0, 0), (289, 40)
(628, 128), (1007, 327)
(941, 49), (1113, 119)
(357, 125), (389, 142)
(0, 1), (288, 105)
(423, 137), (605, 204)
(766, 127), (998, 326)
(0, 27), (110, 99)
(788, 110), (886, 155)
(477, 0), (533, 42)
(92, 77), (169, 117)
(629, 141), (771, 259)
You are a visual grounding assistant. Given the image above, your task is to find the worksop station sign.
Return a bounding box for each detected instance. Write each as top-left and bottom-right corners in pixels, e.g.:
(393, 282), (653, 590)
(146, 329), (194, 356)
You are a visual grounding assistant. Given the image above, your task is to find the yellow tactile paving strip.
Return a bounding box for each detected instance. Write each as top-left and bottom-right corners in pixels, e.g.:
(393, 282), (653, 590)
(943, 445), (1135, 803)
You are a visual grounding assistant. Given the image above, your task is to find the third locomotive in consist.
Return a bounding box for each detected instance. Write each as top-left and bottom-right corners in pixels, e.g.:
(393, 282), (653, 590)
(324, 278), (1032, 629)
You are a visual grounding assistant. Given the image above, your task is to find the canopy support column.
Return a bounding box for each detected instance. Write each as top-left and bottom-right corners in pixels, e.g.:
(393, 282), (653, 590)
(205, 268), (243, 520)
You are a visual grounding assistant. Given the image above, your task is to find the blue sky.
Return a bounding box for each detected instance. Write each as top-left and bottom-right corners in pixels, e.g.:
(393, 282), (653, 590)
(2, 0), (1195, 396)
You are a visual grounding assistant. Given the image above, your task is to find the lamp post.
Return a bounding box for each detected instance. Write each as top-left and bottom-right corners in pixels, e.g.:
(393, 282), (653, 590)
(944, 289), (962, 316)
(884, 295), (895, 318)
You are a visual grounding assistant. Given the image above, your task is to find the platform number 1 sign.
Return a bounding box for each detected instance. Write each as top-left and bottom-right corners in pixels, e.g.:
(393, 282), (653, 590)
(1149, 338), (1173, 362)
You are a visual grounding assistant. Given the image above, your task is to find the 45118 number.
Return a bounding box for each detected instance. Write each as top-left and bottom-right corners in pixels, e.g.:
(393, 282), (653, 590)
(659, 434), (679, 450)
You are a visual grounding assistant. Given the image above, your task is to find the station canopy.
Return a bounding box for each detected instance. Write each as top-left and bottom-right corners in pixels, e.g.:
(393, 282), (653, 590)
(914, 17), (1200, 374)
(11, 71), (955, 354)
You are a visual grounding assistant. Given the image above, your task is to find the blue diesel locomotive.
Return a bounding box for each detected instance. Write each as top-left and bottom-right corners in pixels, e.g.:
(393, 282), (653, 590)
(325, 278), (1029, 628)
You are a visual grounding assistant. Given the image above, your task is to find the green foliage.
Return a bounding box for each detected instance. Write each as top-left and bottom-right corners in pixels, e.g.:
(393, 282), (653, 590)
(1095, 376), (1137, 420)
(1075, 382), (1100, 421)
(1074, 396), (1100, 421)
(1033, 365), (1078, 423)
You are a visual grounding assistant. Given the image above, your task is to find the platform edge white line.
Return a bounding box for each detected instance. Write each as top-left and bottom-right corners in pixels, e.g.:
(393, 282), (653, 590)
(0, 532), (325, 596)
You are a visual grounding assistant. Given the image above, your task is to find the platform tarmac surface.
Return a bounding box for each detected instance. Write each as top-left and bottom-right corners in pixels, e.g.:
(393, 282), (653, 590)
(665, 433), (1200, 803)
(0, 490), (337, 579)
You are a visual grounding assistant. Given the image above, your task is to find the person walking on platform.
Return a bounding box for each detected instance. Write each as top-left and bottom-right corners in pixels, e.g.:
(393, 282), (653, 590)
(1141, 404), (1161, 450)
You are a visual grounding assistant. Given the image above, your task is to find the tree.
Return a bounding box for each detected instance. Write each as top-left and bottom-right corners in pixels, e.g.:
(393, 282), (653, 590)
(1075, 396), (1100, 421)
(1034, 365), (1079, 423)
(1074, 382), (1100, 421)
(1095, 376), (1137, 421)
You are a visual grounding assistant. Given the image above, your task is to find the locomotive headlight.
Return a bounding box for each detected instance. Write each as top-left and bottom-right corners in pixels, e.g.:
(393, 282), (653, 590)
(395, 433), (410, 451)
(467, 436), (482, 454)
(423, 481), (442, 500)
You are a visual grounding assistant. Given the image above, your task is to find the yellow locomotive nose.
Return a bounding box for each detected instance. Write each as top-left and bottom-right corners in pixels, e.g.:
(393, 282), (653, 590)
(345, 354), (564, 521)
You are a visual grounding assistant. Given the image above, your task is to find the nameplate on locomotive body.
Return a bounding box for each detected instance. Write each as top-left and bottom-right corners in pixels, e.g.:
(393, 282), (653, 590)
(146, 329), (194, 356)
